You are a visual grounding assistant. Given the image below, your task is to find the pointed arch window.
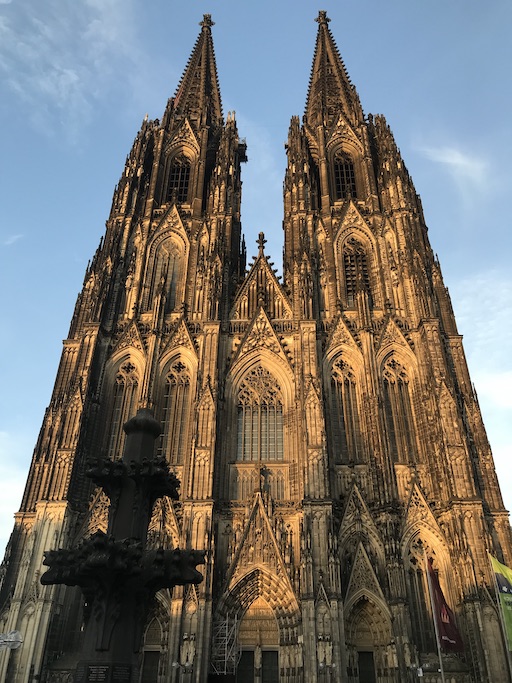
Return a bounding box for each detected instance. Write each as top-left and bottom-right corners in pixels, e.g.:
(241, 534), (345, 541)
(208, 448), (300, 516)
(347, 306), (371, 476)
(331, 358), (362, 463)
(343, 237), (372, 307)
(333, 151), (356, 200)
(167, 154), (191, 203)
(158, 361), (192, 465)
(107, 362), (139, 459)
(144, 239), (181, 313)
(237, 366), (284, 462)
(382, 358), (416, 463)
(406, 540), (437, 653)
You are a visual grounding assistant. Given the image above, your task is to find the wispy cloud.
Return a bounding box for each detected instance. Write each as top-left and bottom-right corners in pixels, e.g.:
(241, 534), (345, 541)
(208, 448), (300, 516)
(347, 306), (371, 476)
(3, 234), (23, 246)
(0, 0), (141, 140)
(416, 144), (489, 203)
(451, 269), (512, 368)
(420, 145), (486, 181)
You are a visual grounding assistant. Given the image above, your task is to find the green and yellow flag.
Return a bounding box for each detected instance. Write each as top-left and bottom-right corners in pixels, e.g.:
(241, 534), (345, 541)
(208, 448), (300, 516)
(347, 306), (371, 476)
(489, 554), (512, 651)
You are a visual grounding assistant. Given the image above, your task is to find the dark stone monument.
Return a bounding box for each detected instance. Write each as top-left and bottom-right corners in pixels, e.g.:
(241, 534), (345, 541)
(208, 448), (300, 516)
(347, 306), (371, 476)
(41, 408), (205, 682)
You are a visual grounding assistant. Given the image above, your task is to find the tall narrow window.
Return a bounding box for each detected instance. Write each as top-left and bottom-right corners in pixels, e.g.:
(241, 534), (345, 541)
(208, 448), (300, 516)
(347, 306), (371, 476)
(382, 358), (416, 463)
(144, 239), (181, 313)
(406, 541), (436, 653)
(333, 151), (356, 200)
(159, 361), (191, 464)
(167, 154), (191, 203)
(331, 359), (361, 463)
(107, 362), (139, 459)
(343, 237), (371, 307)
(237, 366), (284, 462)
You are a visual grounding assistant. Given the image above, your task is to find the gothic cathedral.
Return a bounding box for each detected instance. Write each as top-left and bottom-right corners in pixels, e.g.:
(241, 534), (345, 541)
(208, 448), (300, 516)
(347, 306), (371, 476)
(1, 12), (511, 683)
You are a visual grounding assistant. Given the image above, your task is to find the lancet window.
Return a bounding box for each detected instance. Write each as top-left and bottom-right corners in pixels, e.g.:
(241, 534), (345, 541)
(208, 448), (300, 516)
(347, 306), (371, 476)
(406, 539), (436, 653)
(237, 366), (284, 462)
(333, 151), (356, 200)
(382, 358), (416, 463)
(106, 362), (139, 459)
(342, 237), (371, 307)
(167, 154), (191, 203)
(331, 358), (362, 463)
(144, 239), (181, 313)
(158, 361), (191, 464)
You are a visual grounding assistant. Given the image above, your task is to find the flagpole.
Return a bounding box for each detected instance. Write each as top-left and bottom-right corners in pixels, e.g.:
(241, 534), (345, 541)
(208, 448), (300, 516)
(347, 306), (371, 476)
(488, 553), (512, 681)
(424, 552), (446, 683)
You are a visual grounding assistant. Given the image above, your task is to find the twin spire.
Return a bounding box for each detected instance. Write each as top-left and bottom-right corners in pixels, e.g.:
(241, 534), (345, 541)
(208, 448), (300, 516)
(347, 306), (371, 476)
(305, 10), (362, 126)
(172, 14), (223, 128)
(172, 12), (360, 129)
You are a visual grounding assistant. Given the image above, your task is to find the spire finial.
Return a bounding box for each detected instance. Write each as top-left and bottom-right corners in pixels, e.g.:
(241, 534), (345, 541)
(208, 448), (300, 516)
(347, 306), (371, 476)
(257, 232), (267, 255)
(315, 10), (330, 26)
(200, 14), (214, 30)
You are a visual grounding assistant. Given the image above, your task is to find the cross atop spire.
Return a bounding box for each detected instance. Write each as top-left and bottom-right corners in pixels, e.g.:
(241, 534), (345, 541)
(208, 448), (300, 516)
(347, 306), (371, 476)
(315, 10), (330, 26)
(200, 14), (214, 29)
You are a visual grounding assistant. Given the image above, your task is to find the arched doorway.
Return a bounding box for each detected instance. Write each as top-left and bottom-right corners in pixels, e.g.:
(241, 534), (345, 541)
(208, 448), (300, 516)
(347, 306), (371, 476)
(345, 596), (396, 683)
(236, 597), (279, 683)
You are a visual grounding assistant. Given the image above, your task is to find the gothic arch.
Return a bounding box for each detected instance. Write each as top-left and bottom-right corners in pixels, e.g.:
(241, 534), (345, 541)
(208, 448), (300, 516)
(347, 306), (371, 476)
(377, 350), (421, 465)
(108, 347), (146, 377)
(400, 528), (456, 654)
(156, 354), (196, 465)
(344, 594), (395, 680)
(158, 344), (198, 377)
(142, 230), (188, 313)
(334, 228), (378, 310)
(227, 348), (295, 409)
(140, 591), (172, 683)
(161, 141), (199, 205)
(219, 567), (301, 635)
(324, 341), (364, 372)
(339, 531), (386, 597)
(101, 353), (143, 459)
(325, 349), (364, 464)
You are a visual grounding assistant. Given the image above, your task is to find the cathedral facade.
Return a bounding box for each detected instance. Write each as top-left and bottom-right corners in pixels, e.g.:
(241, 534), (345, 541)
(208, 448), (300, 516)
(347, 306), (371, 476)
(1, 12), (511, 683)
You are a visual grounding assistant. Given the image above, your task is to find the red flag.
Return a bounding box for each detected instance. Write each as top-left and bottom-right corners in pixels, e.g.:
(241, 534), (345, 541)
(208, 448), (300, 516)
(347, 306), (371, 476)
(427, 558), (464, 652)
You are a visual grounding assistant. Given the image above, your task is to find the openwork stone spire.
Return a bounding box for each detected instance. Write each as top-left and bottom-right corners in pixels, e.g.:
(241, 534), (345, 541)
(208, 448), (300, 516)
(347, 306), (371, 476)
(172, 13), (223, 127)
(305, 10), (363, 127)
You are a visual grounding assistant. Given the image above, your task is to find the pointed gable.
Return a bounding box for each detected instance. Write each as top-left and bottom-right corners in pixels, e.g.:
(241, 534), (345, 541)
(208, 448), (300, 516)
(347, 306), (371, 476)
(148, 496), (182, 548)
(335, 199), (374, 244)
(376, 317), (411, 355)
(231, 234), (292, 321)
(340, 485), (381, 547)
(113, 320), (146, 356)
(234, 308), (286, 361)
(226, 493), (293, 589)
(165, 118), (200, 156)
(325, 314), (360, 353)
(402, 483), (442, 541)
(160, 318), (197, 358)
(325, 112), (364, 151)
(344, 542), (387, 611)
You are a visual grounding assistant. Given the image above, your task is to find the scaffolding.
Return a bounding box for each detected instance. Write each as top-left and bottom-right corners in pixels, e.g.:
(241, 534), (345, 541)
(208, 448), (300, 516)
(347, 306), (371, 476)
(210, 615), (240, 676)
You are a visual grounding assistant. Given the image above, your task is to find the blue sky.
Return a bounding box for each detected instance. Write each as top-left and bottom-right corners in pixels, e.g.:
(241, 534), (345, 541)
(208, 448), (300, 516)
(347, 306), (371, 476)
(1, 0), (511, 555)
